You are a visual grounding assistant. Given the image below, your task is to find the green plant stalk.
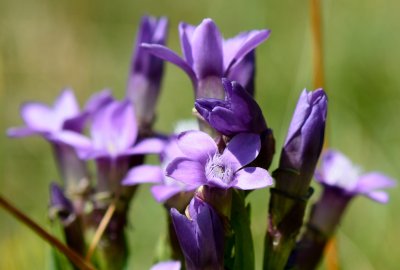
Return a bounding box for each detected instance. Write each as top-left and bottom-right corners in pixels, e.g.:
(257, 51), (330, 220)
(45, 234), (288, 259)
(0, 195), (95, 270)
(262, 170), (313, 270)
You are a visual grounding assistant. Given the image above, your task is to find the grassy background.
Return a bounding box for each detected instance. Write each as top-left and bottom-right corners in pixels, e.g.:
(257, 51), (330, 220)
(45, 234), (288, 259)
(1, 0), (399, 269)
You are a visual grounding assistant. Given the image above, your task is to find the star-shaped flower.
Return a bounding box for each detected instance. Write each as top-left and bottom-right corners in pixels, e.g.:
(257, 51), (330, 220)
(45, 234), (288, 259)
(166, 131), (273, 190)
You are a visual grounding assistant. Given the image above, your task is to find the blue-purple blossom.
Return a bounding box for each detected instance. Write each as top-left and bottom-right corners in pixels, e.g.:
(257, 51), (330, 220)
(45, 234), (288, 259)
(170, 196), (224, 270)
(195, 78), (267, 137)
(6, 89), (106, 195)
(142, 18), (270, 98)
(122, 135), (196, 203)
(279, 89), (327, 180)
(315, 150), (396, 203)
(166, 131), (273, 190)
(53, 99), (165, 160)
(126, 16), (168, 130)
(150, 261), (181, 270)
(7, 89), (85, 138)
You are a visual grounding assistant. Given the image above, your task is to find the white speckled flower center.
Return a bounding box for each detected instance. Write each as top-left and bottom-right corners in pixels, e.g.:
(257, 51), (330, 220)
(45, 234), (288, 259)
(205, 154), (234, 183)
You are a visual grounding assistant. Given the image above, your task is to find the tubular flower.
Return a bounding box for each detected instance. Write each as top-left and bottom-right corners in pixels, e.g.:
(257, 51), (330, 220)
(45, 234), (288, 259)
(276, 88), (327, 196)
(166, 131), (273, 190)
(7, 89), (85, 138)
(53, 99), (165, 160)
(315, 149), (396, 203)
(170, 196), (224, 270)
(195, 78), (267, 136)
(142, 18), (270, 98)
(5, 89), (112, 196)
(292, 149), (397, 270)
(126, 16), (168, 131)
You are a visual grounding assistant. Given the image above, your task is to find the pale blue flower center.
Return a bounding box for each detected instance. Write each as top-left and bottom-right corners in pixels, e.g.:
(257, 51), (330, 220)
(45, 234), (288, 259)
(205, 154), (234, 183)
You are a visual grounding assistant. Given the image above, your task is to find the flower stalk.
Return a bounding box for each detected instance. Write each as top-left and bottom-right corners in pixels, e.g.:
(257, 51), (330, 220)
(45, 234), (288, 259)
(0, 195), (95, 270)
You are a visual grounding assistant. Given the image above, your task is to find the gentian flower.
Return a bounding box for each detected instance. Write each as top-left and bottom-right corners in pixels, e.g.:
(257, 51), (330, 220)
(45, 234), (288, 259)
(150, 261), (181, 270)
(195, 78), (267, 137)
(293, 150), (396, 269)
(226, 50), (255, 96)
(263, 89), (327, 270)
(122, 135), (196, 204)
(166, 131), (273, 190)
(7, 89), (85, 138)
(54, 99), (165, 160)
(142, 18), (270, 98)
(6, 89), (98, 203)
(54, 99), (165, 194)
(315, 150), (396, 203)
(126, 15), (168, 131)
(276, 88), (327, 195)
(170, 196), (224, 270)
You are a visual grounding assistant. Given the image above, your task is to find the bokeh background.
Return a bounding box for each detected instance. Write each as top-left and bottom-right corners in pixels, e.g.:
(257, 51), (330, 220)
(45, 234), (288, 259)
(1, 0), (399, 269)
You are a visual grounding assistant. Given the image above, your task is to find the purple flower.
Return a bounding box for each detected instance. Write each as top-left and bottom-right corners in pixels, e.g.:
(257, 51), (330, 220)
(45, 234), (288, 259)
(7, 88), (113, 139)
(315, 150), (396, 203)
(195, 78), (267, 136)
(166, 131), (273, 190)
(53, 99), (165, 160)
(142, 18), (270, 98)
(84, 89), (114, 115)
(150, 261), (181, 270)
(279, 89), (327, 186)
(126, 16), (168, 131)
(293, 149), (397, 269)
(170, 196), (224, 270)
(122, 135), (196, 203)
(7, 89), (85, 138)
(6, 89), (102, 196)
(226, 50), (255, 96)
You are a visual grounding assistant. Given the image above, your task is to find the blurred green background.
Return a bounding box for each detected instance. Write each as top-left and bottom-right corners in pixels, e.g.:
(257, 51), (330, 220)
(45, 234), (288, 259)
(1, 0), (399, 269)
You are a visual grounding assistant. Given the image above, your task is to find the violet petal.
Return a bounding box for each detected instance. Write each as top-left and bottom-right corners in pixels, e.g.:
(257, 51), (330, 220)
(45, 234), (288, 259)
(122, 165), (163, 185)
(166, 157), (206, 186)
(233, 167), (273, 190)
(191, 18), (224, 79)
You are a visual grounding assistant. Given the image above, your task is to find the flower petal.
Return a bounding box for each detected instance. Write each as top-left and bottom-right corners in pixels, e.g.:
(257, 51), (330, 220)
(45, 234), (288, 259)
(122, 165), (163, 185)
(7, 127), (40, 138)
(224, 29), (271, 74)
(48, 131), (93, 159)
(91, 100), (138, 154)
(126, 137), (166, 155)
(151, 185), (189, 203)
(150, 260), (181, 270)
(233, 167), (274, 190)
(84, 89), (114, 114)
(170, 208), (197, 265)
(208, 106), (248, 136)
(21, 102), (59, 132)
(141, 43), (196, 85)
(355, 172), (396, 194)
(166, 157), (206, 187)
(54, 89), (80, 120)
(191, 18), (223, 79)
(222, 133), (260, 170)
(177, 131), (217, 164)
(179, 22), (196, 67)
(364, 191), (390, 204)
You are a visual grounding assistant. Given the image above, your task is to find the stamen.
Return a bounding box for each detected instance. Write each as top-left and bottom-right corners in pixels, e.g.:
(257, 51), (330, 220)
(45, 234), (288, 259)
(205, 154), (234, 184)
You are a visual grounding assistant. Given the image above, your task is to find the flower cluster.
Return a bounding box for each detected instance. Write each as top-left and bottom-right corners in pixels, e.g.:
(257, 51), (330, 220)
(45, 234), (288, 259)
(5, 14), (396, 270)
